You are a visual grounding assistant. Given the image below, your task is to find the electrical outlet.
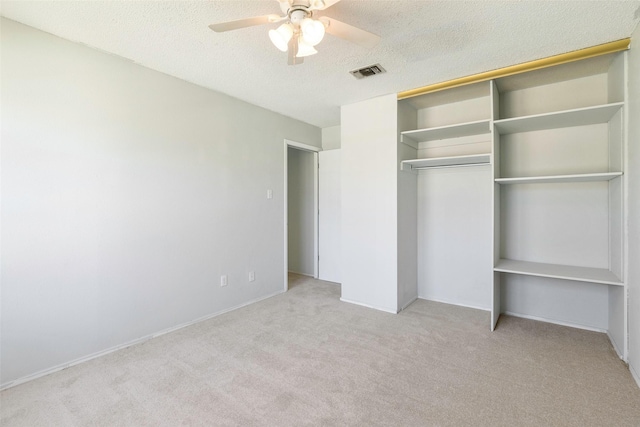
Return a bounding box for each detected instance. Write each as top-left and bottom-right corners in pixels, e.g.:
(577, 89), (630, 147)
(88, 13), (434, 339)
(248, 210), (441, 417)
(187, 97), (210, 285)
(220, 275), (228, 287)
(248, 271), (255, 282)
(267, 189), (273, 199)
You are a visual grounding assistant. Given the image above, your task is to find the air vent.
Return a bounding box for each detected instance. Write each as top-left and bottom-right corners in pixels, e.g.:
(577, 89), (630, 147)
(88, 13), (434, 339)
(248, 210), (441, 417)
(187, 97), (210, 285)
(350, 64), (386, 79)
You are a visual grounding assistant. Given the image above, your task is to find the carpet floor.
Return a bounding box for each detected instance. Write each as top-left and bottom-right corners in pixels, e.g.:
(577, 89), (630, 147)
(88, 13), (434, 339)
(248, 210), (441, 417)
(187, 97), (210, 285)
(2, 273), (639, 426)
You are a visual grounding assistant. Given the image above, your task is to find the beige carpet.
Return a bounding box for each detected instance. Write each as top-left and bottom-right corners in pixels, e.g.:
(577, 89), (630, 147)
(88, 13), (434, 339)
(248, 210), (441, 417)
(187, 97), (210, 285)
(2, 274), (639, 426)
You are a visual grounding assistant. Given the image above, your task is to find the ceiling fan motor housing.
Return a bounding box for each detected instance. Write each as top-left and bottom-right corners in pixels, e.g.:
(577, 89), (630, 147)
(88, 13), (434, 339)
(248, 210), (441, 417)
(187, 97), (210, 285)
(289, 9), (310, 26)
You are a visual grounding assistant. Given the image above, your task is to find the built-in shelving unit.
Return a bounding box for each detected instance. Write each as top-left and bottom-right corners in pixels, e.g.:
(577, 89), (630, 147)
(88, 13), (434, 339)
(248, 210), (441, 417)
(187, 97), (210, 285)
(494, 259), (623, 286)
(397, 81), (493, 313)
(490, 51), (627, 358)
(397, 50), (628, 361)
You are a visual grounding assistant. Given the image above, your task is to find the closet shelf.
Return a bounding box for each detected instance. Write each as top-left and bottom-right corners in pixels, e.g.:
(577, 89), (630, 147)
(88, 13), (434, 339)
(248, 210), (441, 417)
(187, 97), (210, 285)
(495, 172), (623, 184)
(401, 119), (491, 147)
(401, 154), (490, 171)
(494, 102), (623, 135)
(494, 259), (623, 286)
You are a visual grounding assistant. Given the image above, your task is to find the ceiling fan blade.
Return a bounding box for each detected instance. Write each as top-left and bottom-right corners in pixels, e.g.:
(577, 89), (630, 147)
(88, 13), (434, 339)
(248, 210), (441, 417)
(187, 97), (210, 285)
(209, 14), (282, 32)
(319, 16), (380, 49)
(288, 35), (304, 65)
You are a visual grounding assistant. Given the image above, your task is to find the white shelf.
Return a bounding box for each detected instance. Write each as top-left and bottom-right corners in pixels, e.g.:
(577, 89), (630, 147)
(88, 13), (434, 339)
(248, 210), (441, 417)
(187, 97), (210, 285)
(494, 102), (623, 134)
(495, 172), (623, 184)
(494, 259), (623, 286)
(401, 154), (491, 171)
(401, 119), (491, 146)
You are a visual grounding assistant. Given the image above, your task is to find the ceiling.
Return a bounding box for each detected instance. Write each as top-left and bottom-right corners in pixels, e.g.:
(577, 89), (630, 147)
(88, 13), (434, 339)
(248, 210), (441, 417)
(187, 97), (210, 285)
(1, 1), (639, 128)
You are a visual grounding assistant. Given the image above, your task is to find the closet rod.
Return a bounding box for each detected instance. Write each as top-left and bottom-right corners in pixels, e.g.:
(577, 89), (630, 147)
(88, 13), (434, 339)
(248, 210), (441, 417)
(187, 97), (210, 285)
(398, 38), (630, 100)
(410, 163), (490, 171)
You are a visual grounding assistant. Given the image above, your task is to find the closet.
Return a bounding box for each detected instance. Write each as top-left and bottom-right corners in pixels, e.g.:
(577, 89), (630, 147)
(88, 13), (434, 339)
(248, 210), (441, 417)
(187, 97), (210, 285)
(398, 51), (628, 360)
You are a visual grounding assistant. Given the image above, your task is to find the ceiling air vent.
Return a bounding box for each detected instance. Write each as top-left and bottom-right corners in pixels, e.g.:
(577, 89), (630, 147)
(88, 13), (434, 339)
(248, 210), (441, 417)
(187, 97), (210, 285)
(350, 64), (386, 79)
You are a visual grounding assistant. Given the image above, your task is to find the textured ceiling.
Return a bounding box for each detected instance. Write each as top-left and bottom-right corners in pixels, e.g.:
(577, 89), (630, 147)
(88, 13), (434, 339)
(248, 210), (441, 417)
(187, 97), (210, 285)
(2, 1), (640, 128)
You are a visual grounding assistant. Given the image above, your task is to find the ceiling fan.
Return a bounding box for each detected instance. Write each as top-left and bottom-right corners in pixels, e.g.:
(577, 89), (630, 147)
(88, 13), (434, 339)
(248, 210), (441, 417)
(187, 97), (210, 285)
(209, 0), (380, 65)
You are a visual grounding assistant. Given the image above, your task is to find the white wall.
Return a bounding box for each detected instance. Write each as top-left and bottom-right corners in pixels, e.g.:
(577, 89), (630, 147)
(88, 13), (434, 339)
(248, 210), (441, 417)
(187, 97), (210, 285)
(341, 94), (398, 313)
(417, 167), (493, 310)
(322, 125), (341, 150)
(287, 147), (315, 276)
(627, 24), (640, 386)
(0, 19), (321, 387)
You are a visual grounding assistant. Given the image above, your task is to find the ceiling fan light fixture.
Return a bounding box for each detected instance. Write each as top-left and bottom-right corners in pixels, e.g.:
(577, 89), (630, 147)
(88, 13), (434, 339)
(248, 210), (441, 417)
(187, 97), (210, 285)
(296, 38), (318, 57)
(269, 23), (294, 52)
(209, 0), (382, 65)
(300, 18), (325, 46)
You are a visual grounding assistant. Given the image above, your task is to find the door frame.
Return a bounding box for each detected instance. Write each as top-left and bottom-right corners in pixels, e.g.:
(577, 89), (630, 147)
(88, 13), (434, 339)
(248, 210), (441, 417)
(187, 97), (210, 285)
(284, 139), (321, 290)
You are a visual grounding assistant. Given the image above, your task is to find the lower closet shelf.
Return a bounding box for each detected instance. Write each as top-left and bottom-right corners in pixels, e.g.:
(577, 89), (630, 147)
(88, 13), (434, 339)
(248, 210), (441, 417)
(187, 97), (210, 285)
(494, 259), (623, 286)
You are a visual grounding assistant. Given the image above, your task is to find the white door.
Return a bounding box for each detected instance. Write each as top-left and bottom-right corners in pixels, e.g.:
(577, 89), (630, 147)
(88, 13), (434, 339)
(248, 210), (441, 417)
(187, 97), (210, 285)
(318, 149), (341, 283)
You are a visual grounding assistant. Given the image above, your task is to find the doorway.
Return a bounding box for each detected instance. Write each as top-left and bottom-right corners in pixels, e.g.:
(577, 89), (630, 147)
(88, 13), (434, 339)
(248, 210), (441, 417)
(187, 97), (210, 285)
(284, 140), (319, 291)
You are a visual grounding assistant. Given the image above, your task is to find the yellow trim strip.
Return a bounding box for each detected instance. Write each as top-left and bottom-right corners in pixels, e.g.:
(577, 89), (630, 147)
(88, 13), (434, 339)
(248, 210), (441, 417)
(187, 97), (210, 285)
(397, 38), (631, 100)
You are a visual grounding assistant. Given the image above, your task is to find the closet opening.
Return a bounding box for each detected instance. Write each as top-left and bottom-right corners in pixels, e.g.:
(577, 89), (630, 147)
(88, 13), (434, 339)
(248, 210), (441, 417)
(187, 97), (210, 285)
(283, 140), (319, 291)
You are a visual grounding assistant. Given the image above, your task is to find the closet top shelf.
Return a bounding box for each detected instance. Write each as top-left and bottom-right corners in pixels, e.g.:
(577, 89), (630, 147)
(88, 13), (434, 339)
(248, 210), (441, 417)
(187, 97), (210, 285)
(401, 119), (491, 146)
(494, 102), (623, 135)
(401, 154), (491, 170)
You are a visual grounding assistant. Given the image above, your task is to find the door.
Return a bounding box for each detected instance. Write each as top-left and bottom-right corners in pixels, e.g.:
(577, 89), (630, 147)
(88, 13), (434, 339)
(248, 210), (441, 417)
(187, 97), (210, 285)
(318, 149), (341, 283)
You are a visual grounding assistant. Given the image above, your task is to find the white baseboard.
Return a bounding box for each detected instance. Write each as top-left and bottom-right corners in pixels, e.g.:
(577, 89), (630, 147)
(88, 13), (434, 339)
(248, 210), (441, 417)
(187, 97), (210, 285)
(0, 290), (284, 391)
(503, 311), (607, 334)
(339, 297), (398, 314)
(418, 296), (491, 312)
(400, 296), (418, 311)
(287, 270), (315, 278)
(606, 331), (625, 361)
(317, 276), (341, 285)
(630, 362), (640, 390)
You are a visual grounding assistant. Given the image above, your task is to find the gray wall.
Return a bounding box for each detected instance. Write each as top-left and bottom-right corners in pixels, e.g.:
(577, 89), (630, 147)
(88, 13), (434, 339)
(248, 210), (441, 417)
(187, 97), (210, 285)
(287, 147), (315, 276)
(628, 24), (640, 385)
(0, 19), (321, 386)
(321, 125), (341, 150)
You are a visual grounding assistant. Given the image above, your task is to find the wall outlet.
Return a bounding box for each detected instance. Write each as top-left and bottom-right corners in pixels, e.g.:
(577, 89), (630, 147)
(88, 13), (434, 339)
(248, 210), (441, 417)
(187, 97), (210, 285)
(220, 275), (228, 287)
(248, 271), (255, 282)
(267, 189), (273, 199)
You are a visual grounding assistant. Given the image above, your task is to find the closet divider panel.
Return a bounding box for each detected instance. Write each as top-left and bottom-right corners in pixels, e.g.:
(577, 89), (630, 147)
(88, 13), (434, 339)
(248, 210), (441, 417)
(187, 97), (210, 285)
(491, 79), (502, 330)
